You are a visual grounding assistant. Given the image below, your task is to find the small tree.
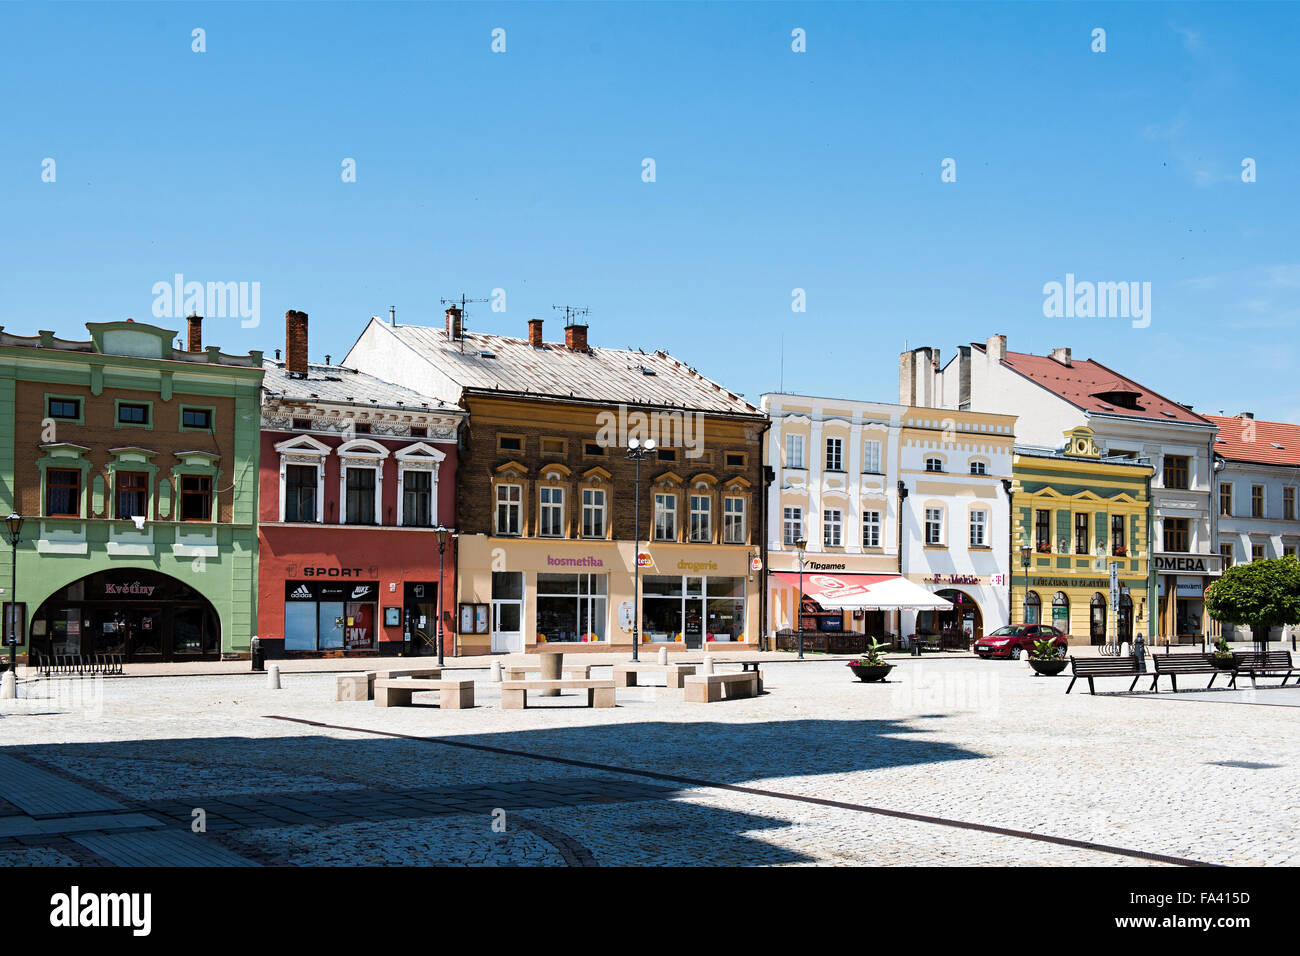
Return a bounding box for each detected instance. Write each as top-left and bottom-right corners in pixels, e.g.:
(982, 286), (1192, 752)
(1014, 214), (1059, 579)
(1205, 556), (1300, 647)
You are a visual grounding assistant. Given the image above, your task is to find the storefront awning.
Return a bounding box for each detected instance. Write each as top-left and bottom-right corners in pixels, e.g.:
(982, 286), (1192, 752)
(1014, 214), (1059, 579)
(770, 572), (953, 611)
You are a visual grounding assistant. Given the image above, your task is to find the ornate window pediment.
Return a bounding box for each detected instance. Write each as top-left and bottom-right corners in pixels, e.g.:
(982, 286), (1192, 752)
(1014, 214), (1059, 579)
(582, 465), (613, 484)
(540, 463), (572, 482)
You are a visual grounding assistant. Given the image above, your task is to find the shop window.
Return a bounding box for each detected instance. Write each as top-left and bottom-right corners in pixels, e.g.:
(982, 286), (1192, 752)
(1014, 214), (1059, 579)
(723, 496), (746, 544)
(46, 469), (82, 517)
(285, 464), (318, 522)
(1024, 590), (1041, 626)
(1051, 591), (1070, 631)
(1163, 517), (1189, 553)
(823, 509), (842, 547)
(642, 575), (745, 644)
(114, 471), (149, 520)
(654, 493), (677, 541)
(539, 486), (565, 537)
(581, 488), (606, 538)
(536, 573), (607, 643)
(344, 468), (377, 524)
(862, 510), (881, 548)
(284, 582), (377, 651)
(179, 475), (212, 521)
(1163, 455), (1189, 490)
(783, 507), (803, 546)
(689, 495), (712, 542)
(496, 484), (522, 535)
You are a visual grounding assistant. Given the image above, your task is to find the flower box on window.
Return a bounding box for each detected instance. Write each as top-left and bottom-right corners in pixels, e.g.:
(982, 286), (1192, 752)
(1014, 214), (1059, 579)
(1113, 546), (1129, 557)
(1036, 541), (1051, 553)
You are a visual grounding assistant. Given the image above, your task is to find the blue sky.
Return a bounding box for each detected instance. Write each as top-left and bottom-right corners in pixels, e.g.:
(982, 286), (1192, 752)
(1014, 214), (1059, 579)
(2, 2), (1297, 420)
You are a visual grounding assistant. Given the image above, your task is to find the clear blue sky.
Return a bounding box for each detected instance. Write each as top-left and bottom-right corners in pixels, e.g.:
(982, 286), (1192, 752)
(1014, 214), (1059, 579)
(3, 2), (1297, 420)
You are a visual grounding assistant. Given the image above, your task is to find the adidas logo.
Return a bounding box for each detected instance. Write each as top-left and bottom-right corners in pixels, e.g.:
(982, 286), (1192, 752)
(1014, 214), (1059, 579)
(290, 584), (312, 599)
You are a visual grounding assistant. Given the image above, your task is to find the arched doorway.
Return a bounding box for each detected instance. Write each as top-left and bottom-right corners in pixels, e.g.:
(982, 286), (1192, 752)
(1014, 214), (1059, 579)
(1089, 592), (1107, 645)
(30, 569), (221, 663)
(1117, 593), (1134, 643)
(1051, 591), (1070, 633)
(1024, 590), (1042, 626)
(933, 588), (983, 643)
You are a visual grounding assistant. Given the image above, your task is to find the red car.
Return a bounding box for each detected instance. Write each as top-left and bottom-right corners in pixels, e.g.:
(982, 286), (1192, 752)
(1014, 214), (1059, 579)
(973, 624), (1069, 660)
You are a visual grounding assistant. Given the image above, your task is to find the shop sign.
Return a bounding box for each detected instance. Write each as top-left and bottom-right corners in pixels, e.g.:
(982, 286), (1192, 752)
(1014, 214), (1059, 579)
(546, 555), (605, 568)
(285, 581), (378, 602)
(638, 552), (654, 569)
(302, 567), (366, 577)
(677, 559), (718, 573)
(103, 581), (158, 598)
(924, 574), (982, 586)
(750, 557), (762, 572)
(805, 560), (847, 571)
(1153, 553), (1221, 574)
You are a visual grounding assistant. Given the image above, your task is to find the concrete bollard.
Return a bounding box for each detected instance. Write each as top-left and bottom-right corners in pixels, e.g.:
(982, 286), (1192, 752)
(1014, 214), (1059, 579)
(489, 661), (502, 682)
(267, 663), (281, 690)
(0, 670), (15, 700)
(1120, 642), (1131, 657)
(657, 646), (668, 666)
(702, 655), (714, 676)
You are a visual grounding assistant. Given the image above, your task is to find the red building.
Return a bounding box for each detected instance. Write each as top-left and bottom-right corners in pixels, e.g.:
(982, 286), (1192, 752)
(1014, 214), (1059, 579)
(256, 310), (465, 659)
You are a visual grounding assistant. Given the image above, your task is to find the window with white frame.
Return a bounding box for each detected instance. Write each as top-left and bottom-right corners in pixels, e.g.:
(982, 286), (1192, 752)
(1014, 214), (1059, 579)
(496, 484), (522, 535)
(337, 439), (388, 526)
(925, 457), (944, 473)
(581, 488), (606, 538)
(785, 433), (805, 469)
(863, 440), (882, 474)
(823, 509), (843, 547)
(275, 436), (329, 524)
(723, 496), (746, 544)
(689, 494), (712, 542)
(654, 493), (677, 541)
(783, 506), (803, 545)
(925, 507), (944, 545)
(826, 437), (844, 471)
(862, 509), (881, 548)
(539, 486), (564, 537)
(969, 461), (987, 475)
(395, 443), (445, 528)
(969, 509), (987, 546)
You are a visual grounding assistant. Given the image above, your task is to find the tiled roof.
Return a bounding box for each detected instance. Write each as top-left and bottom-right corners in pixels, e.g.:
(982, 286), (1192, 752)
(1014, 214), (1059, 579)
(1206, 414), (1300, 467)
(261, 360), (452, 412)
(979, 346), (1212, 426)
(380, 321), (762, 415)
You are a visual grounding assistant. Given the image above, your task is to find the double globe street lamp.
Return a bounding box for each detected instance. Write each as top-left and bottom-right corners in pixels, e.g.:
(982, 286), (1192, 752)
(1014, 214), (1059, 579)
(626, 437), (656, 663)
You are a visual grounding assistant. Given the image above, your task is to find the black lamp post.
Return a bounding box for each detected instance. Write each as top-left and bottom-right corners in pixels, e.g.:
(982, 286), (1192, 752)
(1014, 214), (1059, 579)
(434, 525), (453, 667)
(1019, 544), (1032, 625)
(795, 534), (808, 660)
(5, 513), (23, 675)
(626, 438), (656, 661)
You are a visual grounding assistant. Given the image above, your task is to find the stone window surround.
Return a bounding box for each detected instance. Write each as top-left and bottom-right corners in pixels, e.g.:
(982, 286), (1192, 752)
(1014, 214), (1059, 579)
(337, 438), (389, 526)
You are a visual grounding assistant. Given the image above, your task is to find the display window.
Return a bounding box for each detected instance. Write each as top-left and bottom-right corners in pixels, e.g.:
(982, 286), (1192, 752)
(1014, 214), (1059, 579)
(284, 581), (378, 651)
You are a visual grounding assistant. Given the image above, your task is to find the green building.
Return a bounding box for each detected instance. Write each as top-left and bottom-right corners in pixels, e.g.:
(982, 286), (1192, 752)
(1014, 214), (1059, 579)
(0, 318), (263, 663)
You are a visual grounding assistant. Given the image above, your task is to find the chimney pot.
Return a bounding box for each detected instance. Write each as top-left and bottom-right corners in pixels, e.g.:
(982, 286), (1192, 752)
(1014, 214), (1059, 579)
(528, 317), (544, 347)
(186, 314), (203, 353)
(446, 306), (463, 340)
(1240, 411), (1254, 419)
(564, 323), (589, 352)
(285, 310), (309, 378)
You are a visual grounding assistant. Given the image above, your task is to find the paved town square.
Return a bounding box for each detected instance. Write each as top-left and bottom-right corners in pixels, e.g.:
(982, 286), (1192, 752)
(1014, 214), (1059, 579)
(2, 654), (1296, 868)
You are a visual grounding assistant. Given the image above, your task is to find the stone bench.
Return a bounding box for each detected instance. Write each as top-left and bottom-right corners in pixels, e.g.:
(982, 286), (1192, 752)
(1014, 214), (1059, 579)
(611, 663), (696, 689)
(502, 663), (593, 681)
(684, 671), (760, 703)
(500, 679), (615, 710)
(337, 667), (443, 701)
(373, 677), (475, 709)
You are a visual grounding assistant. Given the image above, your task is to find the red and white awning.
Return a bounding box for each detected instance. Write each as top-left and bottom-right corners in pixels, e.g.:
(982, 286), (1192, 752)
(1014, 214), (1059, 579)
(770, 572), (953, 611)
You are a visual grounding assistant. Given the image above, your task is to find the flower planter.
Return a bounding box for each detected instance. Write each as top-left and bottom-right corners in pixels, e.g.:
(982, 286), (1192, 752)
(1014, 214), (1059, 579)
(849, 663), (894, 683)
(1211, 657), (1237, 670)
(1029, 658), (1068, 677)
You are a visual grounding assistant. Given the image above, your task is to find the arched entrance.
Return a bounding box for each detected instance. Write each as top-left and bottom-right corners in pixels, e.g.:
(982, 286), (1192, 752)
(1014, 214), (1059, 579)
(1051, 591), (1070, 633)
(1024, 590), (1041, 626)
(30, 569), (221, 663)
(933, 588), (983, 642)
(1089, 592), (1107, 645)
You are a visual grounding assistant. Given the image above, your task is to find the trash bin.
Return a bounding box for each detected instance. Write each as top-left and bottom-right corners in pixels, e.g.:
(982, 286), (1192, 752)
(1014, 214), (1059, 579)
(250, 636), (265, 672)
(910, 638), (921, 657)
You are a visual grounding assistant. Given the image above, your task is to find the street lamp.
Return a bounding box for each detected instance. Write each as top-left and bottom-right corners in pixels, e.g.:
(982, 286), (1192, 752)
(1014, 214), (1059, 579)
(795, 534), (808, 660)
(433, 525), (453, 667)
(5, 513), (24, 675)
(1019, 544), (1032, 625)
(626, 438), (656, 662)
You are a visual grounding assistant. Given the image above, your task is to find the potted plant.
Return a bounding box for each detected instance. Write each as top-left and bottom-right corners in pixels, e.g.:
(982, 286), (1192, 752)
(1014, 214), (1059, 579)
(1206, 556), (1300, 659)
(1028, 636), (1069, 676)
(847, 639), (894, 682)
(1210, 636), (1236, 670)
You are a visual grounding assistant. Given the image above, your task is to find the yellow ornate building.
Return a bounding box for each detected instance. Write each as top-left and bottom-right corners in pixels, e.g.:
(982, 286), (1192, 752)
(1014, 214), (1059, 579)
(1010, 427), (1154, 645)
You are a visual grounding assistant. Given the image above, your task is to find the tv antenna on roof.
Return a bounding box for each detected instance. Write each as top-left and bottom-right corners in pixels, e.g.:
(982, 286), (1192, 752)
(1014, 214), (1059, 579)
(552, 305), (590, 326)
(441, 294), (489, 352)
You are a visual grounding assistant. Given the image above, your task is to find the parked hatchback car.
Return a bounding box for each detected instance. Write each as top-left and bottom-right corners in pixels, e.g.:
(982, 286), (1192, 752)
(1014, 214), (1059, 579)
(973, 624), (1068, 660)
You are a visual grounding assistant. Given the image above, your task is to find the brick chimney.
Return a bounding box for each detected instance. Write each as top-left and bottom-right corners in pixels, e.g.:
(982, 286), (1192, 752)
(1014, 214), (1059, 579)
(285, 310), (309, 378)
(564, 323), (589, 352)
(1049, 346), (1072, 366)
(528, 317), (544, 347)
(445, 306), (463, 340)
(1239, 411), (1254, 420)
(186, 314), (203, 353)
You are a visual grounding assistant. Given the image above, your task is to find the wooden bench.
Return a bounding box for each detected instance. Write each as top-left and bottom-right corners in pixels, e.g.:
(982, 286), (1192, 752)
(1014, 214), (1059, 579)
(1065, 657), (1143, 695)
(1231, 650), (1296, 688)
(337, 666), (443, 701)
(1149, 654), (1226, 693)
(503, 663), (593, 681)
(684, 671), (760, 703)
(501, 679), (615, 710)
(611, 663), (696, 689)
(373, 676), (475, 709)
